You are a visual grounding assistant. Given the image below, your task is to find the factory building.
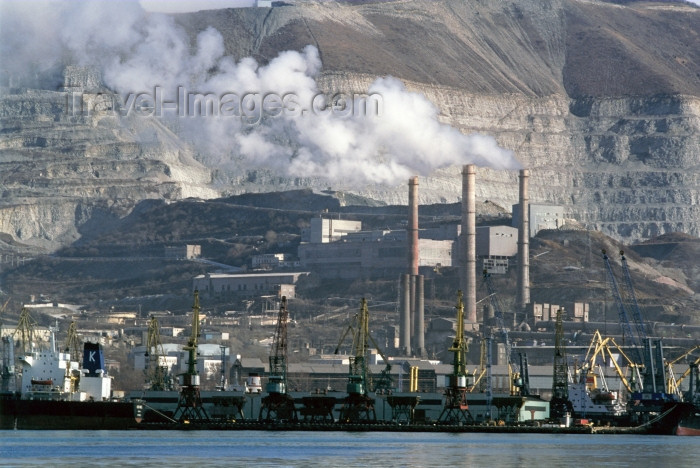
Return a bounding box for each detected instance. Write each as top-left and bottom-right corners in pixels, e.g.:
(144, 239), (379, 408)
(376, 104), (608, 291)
(298, 224), (454, 279)
(308, 218), (362, 243)
(192, 272), (309, 299)
(251, 253), (299, 270)
(512, 203), (566, 238)
(476, 225), (518, 274)
(164, 244), (201, 260)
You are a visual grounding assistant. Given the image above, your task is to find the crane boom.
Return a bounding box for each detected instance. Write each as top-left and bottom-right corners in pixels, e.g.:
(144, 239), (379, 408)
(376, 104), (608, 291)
(482, 271), (512, 366)
(267, 296), (289, 393)
(602, 250), (642, 364)
(619, 251), (648, 343)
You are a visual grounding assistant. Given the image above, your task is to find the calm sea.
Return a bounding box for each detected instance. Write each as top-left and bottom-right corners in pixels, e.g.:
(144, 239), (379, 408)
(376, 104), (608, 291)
(0, 430), (697, 467)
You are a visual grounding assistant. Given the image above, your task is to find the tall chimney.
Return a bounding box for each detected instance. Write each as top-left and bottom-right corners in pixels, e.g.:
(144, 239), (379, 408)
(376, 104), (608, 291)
(516, 169), (530, 314)
(461, 165), (477, 323)
(408, 176), (419, 276)
(400, 273), (411, 354)
(414, 274), (425, 356)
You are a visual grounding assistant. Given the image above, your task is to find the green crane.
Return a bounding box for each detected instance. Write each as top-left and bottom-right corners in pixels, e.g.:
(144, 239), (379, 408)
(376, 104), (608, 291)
(437, 290), (473, 424)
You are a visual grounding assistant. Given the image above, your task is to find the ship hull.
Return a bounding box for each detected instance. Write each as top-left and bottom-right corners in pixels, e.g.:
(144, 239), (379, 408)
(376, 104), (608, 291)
(0, 394), (139, 430)
(675, 412), (700, 436)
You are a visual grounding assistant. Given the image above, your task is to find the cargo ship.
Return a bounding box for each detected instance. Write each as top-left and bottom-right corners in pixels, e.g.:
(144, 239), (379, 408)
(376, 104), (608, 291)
(0, 336), (141, 430)
(676, 412), (700, 436)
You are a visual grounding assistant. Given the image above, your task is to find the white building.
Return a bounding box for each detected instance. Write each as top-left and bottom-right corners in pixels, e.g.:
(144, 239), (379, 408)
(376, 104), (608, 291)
(512, 204), (566, 237)
(192, 272), (309, 299)
(309, 218), (362, 243)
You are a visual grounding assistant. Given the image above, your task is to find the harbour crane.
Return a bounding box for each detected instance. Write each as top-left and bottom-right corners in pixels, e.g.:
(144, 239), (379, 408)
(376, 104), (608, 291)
(334, 298), (378, 423)
(260, 296), (297, 422)
(579, 330), (638, 395)
(550, 307), (573, 419)
(64, 321), (81, 363)
(666, 344), (700, 398)
(482, 270), (517, 395)
(437, 290), (473, 424)
(602, 250), (641, 364)
(145, 315), (173, 391)
(13, 307), (37, 355)
(619, 251), (649, 343)
(173, 290), (208, 423)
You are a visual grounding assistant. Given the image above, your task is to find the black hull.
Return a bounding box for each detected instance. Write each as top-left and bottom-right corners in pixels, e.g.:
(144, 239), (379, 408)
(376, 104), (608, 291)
(676, 411), (700, 436)
(629, 402), (696, 436)
(0, 395), (139, 430)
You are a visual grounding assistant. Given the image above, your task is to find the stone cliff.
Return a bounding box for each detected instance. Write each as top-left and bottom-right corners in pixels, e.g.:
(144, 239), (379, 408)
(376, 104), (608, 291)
(0, 69), (217, 251)
(177, 0), (699, 243)
(0, 0), (698, 251)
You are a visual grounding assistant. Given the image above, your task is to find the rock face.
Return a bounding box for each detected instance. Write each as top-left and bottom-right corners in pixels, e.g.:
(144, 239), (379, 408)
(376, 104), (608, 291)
(0, 80), (217, 251)
(1, 0), (699, 250)
(177, 0), (699, 244)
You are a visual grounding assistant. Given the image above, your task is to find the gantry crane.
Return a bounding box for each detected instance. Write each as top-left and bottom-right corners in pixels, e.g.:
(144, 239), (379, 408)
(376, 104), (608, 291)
(145, 315), (173, 391)
(1, 298), (15, 393)
(602, 250), (642, 364)
(334, 298), (378, 423)
(260, 296), (297, 422)
(437, 290), (473, 424)
(64, 321), (81, 362)
(550, 307), (573, 419)
(619, 251), (649, 343)
(13, 307), (37, 355)
(579, 330), (638, 395)
(482, 270), (517, 395)
(666, 344), (700, 398)
(173, 290), (209, 423)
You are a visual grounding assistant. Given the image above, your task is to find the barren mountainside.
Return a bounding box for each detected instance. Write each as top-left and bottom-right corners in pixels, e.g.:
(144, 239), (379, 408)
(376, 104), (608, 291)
(0, 0), (698, 252)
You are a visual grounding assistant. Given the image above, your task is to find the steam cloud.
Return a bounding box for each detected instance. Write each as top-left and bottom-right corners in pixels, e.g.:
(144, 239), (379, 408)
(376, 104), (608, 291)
(0, 0), (521, 186)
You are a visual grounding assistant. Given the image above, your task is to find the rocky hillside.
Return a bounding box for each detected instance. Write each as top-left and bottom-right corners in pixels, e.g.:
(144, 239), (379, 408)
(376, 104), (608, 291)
(176, 0), (700, 243)
(0, 0), (698, 252)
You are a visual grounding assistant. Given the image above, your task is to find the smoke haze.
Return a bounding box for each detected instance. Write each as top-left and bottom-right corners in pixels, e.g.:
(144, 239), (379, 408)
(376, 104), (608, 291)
(0, 0), (520, 186)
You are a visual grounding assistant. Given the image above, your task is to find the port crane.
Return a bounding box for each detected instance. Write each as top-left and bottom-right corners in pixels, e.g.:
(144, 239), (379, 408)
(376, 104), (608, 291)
(13, 307), (37, 355)
(334, 298), (382, 423)
(550, 307), (573, 419)
(145, 315), (173, 391)
(602, 250), (680, 423)
(437, 290), (473, 424)
(602, 250), (642, 363)
(579, 330), (638, 395)
(173, 290), (208, 423)
(665, 344), (700, 398)
(260, 296), (297, 422)
(482, 270), (518, 395)
(0, 298), (14, 393)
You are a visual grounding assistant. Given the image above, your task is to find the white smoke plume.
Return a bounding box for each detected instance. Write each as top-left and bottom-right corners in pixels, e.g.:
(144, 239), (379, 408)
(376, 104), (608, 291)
(0, 0), (521, 186)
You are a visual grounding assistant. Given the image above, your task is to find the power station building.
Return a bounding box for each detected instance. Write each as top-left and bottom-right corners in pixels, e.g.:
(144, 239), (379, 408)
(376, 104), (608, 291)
(192, 272), (309, 299)
(512, 203), (566, 238)
(298, 221), (455, 279)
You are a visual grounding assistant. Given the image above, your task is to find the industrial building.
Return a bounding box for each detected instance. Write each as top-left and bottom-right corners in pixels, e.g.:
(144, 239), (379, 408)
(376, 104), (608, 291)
(476, 225), (518, 274)
(298, 225), (454, 279)
(251, 253), (299, 270)
(164, 244), (201, 260)
(512, 203), (566, 238)
(192, 272), (309, 299)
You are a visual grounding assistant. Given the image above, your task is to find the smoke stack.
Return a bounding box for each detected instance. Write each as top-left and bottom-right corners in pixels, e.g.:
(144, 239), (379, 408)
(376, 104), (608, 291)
(516, 169), (530, 312)
(400, 273), (411, 354)
(461, 165), (477, 323)
(414, 274), (425, 356)
(408, 176), (419, 276)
